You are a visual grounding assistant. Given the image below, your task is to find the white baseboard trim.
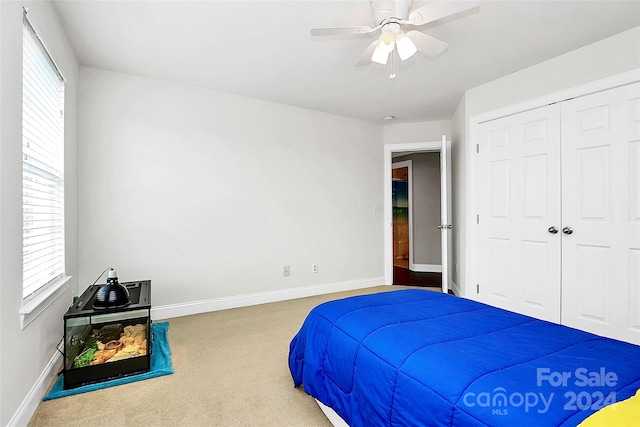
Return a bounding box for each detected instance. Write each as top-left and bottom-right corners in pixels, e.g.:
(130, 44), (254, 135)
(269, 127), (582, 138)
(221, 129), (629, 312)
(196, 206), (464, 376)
(409, 263), (442, 273)
(151, 276), (386, 320)
(8, 351), (62, 427)
(450, 280), (461, 297)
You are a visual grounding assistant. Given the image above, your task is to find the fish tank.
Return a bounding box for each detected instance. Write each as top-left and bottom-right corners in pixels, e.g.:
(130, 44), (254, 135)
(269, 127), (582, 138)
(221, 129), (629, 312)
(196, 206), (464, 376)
(63, 280), (151, 389)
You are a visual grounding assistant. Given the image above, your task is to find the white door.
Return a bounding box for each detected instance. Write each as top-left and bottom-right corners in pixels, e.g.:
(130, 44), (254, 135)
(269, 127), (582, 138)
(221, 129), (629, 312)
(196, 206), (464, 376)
(476, 104), (562, 323)
(440, 136), (451, 294)
(560, 82), (640, 344)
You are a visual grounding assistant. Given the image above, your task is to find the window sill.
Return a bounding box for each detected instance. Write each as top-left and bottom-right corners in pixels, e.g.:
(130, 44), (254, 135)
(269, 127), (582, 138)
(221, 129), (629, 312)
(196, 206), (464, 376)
(20, 275), (71, 329)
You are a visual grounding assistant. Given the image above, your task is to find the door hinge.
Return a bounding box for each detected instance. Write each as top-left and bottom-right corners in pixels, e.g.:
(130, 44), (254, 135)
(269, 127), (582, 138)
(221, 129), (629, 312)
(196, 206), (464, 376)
(476, 214), (480, 224)
(477, 284), (480, 294)
(476, 143), (479, 154)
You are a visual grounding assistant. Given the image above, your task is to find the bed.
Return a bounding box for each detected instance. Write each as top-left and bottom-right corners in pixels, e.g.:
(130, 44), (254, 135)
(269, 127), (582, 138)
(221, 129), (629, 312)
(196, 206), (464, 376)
(288, 289), (640, 426)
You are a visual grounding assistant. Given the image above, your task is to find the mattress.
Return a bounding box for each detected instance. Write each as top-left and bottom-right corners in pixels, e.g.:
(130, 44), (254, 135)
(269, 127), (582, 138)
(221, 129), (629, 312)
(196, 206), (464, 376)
(288, 289), (640, 426)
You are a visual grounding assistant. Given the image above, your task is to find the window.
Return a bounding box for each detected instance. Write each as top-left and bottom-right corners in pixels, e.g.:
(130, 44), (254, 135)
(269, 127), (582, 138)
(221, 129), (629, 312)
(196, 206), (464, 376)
(22, 9), (66, 302)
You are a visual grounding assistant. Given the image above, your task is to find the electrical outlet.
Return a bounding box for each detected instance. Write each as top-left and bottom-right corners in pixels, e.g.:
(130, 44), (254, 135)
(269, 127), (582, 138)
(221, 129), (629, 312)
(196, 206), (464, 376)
(312, 263), (318, 273)
(283, 265), (290, 277)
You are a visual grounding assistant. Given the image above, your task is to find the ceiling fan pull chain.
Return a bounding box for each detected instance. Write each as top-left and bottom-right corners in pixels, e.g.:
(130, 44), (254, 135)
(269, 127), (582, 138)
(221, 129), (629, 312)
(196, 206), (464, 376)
(390, 51), (397, 79)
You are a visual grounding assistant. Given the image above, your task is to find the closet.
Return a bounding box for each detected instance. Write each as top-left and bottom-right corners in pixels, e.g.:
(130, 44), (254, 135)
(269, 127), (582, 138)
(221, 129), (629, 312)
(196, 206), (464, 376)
(474, 81), (639, 345)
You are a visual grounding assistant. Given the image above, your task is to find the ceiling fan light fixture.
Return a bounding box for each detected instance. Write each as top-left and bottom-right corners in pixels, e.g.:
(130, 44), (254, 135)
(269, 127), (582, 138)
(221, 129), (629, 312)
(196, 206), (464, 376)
(312, 0), (481, 69)
(371, 44), (389, 65)
(377, 28), (396, 53)
(396, 33), (417, 61)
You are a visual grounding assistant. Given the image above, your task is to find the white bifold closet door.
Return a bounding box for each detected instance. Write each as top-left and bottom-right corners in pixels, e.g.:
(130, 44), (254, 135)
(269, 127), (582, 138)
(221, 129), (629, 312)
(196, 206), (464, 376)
(476, 104), (562, 323)
(560, 82), (640, 344)
(476, 81), (640, 344)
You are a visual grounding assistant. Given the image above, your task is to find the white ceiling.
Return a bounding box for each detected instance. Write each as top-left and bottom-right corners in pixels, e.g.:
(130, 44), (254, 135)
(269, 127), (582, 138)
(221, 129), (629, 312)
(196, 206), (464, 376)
(51, 0), (640, 123)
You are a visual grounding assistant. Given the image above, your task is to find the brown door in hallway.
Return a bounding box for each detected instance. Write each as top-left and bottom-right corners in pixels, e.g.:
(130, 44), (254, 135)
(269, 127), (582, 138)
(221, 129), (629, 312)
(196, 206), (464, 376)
(392, 166), (409, 273)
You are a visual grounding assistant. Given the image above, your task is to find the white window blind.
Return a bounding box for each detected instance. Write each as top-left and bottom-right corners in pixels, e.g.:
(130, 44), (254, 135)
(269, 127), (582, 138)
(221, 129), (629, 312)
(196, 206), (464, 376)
(22, 9), (66, 302)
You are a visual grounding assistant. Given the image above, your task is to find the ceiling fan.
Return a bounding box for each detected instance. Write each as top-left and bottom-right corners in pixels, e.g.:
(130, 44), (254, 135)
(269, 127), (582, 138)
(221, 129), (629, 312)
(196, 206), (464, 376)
(311, 0), (480, 69)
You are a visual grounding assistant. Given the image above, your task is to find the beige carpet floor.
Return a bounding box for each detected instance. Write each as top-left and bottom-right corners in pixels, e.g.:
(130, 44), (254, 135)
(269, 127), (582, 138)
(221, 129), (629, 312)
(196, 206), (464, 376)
(29, 285), (428, 427)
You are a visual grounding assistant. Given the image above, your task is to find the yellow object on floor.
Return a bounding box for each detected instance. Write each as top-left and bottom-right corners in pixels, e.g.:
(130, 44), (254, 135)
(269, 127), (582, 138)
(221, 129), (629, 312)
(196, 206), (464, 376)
(578, 389), (640, 426)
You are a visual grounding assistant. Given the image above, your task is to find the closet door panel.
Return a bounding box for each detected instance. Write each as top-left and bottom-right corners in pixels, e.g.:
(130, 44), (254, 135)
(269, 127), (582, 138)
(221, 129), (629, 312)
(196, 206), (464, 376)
(476, 104), (562, 322)
(629, 249), (640, 333)
(574, 245), (611, 323)
(561, 82), (640, 344)
(626, 97), (640, 339)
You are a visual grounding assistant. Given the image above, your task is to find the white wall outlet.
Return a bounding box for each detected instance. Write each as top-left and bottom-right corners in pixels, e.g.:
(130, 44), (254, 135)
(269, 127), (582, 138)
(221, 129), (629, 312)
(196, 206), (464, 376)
(312, 263), (318, 273)
(283, 265), (290, 277)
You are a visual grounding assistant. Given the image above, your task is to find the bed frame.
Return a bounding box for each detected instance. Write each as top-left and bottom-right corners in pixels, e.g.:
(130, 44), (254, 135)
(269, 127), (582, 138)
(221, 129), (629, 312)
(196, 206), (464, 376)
(316, 399), (348, 427)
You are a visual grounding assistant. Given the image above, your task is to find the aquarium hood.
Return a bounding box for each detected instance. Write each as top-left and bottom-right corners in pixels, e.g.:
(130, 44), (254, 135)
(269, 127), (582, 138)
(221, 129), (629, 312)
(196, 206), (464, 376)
(92, 269), (131, 309)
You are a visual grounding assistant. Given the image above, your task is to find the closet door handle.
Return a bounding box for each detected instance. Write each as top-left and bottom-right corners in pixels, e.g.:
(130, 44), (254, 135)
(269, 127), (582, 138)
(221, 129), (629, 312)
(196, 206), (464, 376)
(548, 226), (558, 234)
(562, 226), (573, 235)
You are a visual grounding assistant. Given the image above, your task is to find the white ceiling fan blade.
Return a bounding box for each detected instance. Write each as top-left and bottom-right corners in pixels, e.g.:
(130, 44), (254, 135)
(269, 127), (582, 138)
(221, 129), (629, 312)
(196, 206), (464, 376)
(406, 31), (448, 57)
(311, 25), (378, 36)
(355, 41), (378, 67)
(409, 0), (481, 26)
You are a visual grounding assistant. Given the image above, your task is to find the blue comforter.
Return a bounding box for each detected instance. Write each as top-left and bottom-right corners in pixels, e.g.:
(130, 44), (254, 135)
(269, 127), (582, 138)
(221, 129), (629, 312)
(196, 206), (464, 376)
(289, 290), (640, 426)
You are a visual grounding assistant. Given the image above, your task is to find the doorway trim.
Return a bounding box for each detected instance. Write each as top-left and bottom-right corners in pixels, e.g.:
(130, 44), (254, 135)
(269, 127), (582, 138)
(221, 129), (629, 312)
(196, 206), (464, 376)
(384, 139), (449, 290)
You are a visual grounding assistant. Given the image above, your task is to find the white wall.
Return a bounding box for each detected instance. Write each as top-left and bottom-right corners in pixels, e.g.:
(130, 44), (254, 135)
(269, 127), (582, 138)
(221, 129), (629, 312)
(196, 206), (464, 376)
(454, 26), (640, 297)
(450, 94), (466, 296)
(464, 27), (640, 120)
(78, 67), (384, 309)
(0, 1), (79, 425)
(383, 120), (451, 144)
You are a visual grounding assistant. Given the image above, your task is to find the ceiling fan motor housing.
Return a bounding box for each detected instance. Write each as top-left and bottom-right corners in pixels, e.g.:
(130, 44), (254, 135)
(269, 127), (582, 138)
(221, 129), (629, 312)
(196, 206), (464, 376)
(371, 0), (412, 23)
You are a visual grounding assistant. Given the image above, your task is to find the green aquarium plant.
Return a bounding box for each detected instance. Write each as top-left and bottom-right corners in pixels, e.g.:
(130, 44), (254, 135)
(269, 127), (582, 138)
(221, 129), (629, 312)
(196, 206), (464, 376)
(72, 335), (99, 368)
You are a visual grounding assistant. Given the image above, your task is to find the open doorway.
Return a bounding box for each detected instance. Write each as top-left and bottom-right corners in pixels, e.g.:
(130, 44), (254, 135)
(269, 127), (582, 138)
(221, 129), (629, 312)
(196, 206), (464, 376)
(392, 155), (442, 288)
(384, 137), (452, 294)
